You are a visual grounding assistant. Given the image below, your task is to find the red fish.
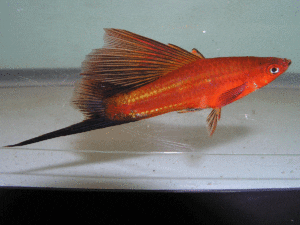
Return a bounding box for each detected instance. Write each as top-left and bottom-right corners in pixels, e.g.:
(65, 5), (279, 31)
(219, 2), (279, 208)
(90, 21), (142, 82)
(6, 29), (291, 147)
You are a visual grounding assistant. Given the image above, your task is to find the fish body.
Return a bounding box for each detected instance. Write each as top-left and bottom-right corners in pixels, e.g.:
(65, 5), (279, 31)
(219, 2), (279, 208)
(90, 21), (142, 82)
(5, 29), (291, 147)
(107, 56), (290, 121)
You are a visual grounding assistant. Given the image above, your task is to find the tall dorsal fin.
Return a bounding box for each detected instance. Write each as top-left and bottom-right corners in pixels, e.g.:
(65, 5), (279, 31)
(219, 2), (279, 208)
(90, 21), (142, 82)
(73, 29), (201, 118)
(80, 29), (200, 91)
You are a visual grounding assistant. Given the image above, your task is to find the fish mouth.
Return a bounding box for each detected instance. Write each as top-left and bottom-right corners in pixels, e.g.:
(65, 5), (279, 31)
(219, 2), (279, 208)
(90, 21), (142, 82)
(285, 58), (292, 66)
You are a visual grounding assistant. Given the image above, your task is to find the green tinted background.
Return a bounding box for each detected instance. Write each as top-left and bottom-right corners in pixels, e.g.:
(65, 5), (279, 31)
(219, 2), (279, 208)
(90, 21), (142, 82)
(1, 0), (299, 72)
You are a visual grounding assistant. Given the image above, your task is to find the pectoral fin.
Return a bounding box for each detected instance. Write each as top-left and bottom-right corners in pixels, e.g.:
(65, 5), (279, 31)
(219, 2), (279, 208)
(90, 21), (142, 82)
(217, 83), (247, 107)
(206, 108), (221, 136)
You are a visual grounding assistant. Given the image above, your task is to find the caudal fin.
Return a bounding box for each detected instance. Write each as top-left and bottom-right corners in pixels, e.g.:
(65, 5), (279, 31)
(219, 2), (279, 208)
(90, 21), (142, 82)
(5, 118), (125, 147)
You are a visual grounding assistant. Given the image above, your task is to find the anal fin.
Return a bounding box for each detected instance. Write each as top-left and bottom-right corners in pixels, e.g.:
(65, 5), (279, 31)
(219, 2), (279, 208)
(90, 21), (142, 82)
(206, 108), (221, 136)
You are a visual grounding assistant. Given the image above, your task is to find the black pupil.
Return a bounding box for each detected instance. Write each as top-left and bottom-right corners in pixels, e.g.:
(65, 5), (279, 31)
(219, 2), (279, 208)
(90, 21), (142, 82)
(271, 68), (278, 73)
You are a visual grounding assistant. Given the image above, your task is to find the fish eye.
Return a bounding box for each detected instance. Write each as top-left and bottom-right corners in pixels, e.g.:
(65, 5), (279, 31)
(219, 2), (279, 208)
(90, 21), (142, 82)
(270, 67), (279, 74)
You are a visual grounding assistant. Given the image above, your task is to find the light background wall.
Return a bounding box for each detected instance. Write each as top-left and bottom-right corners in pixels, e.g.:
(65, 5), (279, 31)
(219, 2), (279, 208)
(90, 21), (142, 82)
(1, 0), (299, 72)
